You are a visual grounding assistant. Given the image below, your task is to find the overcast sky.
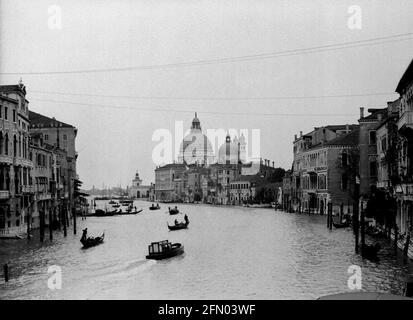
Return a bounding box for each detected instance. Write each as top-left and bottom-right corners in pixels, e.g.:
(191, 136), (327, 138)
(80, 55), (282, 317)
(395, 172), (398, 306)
(1, 0), (412, 189)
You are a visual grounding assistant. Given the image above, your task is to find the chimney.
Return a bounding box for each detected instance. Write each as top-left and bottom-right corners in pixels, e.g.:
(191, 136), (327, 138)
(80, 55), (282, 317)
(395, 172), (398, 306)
(360, 107), (364, 119)
(300, 131), (303, 137)
(272, 161), (274, 168)
(294, 134), (297, 140)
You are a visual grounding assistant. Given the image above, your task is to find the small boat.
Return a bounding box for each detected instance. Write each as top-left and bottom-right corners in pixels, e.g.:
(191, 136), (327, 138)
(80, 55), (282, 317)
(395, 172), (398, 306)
(362, 243), (381, 260)
(168, 221), (189, 231)
(168, 207), (180, 215)
(94, 209), (116, 216)
(146, 240), (184, 260)
(80, 228), (104, 248)
(149, 203), (161, 210)
(118, 209), (143, 215)
(333, 221), (351, 229)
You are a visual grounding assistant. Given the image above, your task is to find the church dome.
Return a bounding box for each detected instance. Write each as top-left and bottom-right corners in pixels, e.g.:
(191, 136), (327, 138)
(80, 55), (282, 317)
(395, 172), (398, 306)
(178, 113), (214, 165)
(218, 133), (240, 164)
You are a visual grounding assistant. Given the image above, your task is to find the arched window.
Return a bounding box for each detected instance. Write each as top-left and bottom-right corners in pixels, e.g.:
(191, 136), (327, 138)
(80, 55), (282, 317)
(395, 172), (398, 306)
(13, 135), (17, 157)
(18, 135), (21, 157)
(5, 133), (8, 155)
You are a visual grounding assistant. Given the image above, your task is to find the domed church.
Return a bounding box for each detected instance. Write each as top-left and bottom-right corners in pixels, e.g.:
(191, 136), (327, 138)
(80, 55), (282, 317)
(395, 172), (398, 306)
(178, 113), (215, 166)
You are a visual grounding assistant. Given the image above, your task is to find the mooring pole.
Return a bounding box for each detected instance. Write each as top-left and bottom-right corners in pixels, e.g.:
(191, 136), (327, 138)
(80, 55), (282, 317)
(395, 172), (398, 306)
(394, 224), (399, 252)
(360, 201), (365, 252)
(329, 202), (333, 230)
(63, 205), (67, 237)
(4, 264), (9, 282)
(49, 208), (53, 241)
(39, 209), (45, 243)
(73, 207), (77, 235)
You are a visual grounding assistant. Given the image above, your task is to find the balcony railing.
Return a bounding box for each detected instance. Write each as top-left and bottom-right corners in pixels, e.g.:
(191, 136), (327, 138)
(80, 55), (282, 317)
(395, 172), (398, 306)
(398, 110), (413, 131)
(21, 185), (35, 193)
(0, 154), (13, 164)
(0, 190), (10, 199)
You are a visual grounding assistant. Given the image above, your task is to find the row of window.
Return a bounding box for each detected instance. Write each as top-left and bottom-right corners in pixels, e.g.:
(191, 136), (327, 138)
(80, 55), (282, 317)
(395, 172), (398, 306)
(0, 132), (30, 159)
(230, 183), (250, 190)
(0, 105), (23, 123)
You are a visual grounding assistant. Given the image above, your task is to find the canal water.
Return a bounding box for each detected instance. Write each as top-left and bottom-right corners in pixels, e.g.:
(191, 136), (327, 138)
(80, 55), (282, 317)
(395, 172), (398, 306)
(1, 200), (412, 299)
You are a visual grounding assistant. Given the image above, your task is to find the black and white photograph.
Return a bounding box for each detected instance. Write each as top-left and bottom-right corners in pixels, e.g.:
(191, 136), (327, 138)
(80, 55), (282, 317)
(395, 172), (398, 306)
(1, 0), (413, 306)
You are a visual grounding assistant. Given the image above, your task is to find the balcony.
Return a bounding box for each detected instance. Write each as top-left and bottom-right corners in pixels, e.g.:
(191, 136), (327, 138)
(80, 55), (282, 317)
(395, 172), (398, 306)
(21, 185), (35, 194)
(0, 154), (13, 164)
(36, 192), (52, 201)
(398, 110), (413, 135)
(13, 157), (33, 168)
(0, 190), (10, 199)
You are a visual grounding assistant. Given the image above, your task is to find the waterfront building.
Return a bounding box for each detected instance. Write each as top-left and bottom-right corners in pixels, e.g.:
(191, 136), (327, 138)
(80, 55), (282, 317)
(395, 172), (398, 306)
(128, 171), (152, 199)
(29, 111), (77, 211)
(154, 163), (187, 202)
(208, 163), (240, 204)
(282, 170), (293, 212)
(291, 125), (359, 214)
(0, 83), (33, 237)
(358, 107), (388, 198)
(29, 133), (54, 230)
(395, 59), (413, 242)
(178, 113), (215, 166)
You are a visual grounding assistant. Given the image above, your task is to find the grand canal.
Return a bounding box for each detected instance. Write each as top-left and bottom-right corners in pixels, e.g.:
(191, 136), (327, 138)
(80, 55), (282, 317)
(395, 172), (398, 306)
(1, 200), (412, 299)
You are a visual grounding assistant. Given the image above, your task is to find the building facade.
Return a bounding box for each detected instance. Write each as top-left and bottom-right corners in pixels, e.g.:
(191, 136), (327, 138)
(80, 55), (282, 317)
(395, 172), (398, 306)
(128, 171), (152, 199)
(0, 84), (33, 237)
(291, 125), (359, 214)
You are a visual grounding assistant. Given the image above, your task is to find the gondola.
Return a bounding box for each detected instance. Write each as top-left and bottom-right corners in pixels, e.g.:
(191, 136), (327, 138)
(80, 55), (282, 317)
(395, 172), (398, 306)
(117, 209), (143, 215)
(168, 221), (189, 231)
(149, 204), (161, 210)
(80, 228), (105, 248)
(333, 221), (350, 229)
(146, 240), (184, 260)
(168, 207), (180, 215)
(361, 243), (381, 260)
(94, 209), (116, 216)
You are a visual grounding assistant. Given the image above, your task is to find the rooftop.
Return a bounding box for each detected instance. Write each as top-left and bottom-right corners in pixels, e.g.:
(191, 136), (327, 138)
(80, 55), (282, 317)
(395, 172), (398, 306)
(29, 111), (75, 128)
(396, 58), (413, 94)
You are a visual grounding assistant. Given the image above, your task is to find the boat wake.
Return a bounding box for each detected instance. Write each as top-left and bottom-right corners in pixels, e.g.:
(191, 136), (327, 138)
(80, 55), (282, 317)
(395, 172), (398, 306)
(91, 259), (157, 281)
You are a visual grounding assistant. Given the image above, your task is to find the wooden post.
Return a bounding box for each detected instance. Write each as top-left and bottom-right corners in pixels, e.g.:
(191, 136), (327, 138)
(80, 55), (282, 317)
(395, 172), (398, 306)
(63, 205), (67, 237)
(340, 203), (344, 222)
(403, 233), (411, 257)
(27, 205), (31, 241)
(39, 209), (45, 243)
(328, 202), (333, 230)
(49, 208), (53, 241)
(353, 202), (359, 254)
(394, 224), (398, 252)
(73, 207), (76, 235)
(353, 180), (360, 254)
(3, 264), (8, 282)
(360, 201), (365, 251)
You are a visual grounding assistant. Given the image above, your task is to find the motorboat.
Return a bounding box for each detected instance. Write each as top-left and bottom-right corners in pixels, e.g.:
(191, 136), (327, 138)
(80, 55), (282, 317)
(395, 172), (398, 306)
(146, 240), (184, 260)
(80, 228), (104, 248)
